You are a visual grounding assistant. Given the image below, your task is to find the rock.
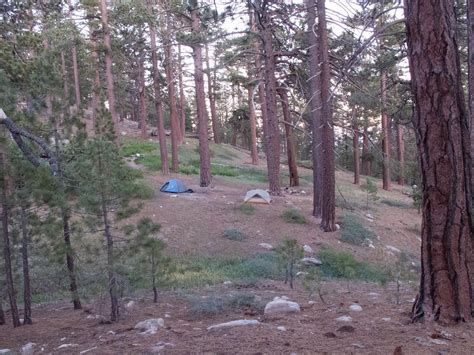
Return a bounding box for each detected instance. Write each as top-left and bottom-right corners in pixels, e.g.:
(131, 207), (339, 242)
(165, 314), (171, 318)
(134, 318), (165, 335)
(264, 298), (300, 316)
(430, 338), (449, 345)
(337, 325), (355, 333)
(57, 344), (78, 349)
(277, 326), (287, 331)
(335, 223), (341, 230)
(303, 245), (313, 254)
(382, 317), (391, 322)
(259, 243), (274, 250)
(223, 281), (232, 285)
(150, 342), (174, 353)
(0, 350), (11, 355)
(21, 343), (35, 355)
(386, 245), (401, 253)
(336, 315), (352, 322)
(368, 292), (379, 297)
(207, 319), (261, 330)
(79, 347), (98, 354)
(301, 257), (322, 266)
(296, 271), (308, 277)
(125, 301), (136, 311)
(308, 301), (316, 305)
(349, 304), (363, 312)
(365, 213), (374, 220)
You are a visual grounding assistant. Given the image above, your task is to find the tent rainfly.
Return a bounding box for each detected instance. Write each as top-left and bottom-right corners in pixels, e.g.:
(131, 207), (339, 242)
(244, 189), (271, 204)
(160, 179), (193, 193)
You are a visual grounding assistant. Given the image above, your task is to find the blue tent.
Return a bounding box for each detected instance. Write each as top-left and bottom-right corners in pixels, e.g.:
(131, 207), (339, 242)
(160, 179), (193, 193)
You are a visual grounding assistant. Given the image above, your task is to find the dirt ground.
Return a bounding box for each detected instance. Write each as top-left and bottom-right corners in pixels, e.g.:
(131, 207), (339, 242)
(2, 132), (473, 354)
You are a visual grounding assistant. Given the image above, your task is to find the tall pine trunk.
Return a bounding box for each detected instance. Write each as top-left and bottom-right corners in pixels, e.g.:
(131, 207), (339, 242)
(0, 147), (20, 328)
(139, 57), (148, 139)
(163, 32), (179, 173)
(99, 0), (119, 139)
(257, 6), (281, 195)
(191, 5), (212, 187)
(317, 0), (336, 232)
(352, 112), (360, 185)
(178, 44), (186, 142)
(396, 123), (405, 185)
(405, 0), (474, 324)
(278, 88), (299, 187)
(68, 0), (81, 109)
(468, 0), (474, 202)
(248, 84), (259, 165)
(0, 302), (4, 325)
(148, 1), (169, 175)
(380, 70), (391, 190)
(205, 44), (220, 144)
(20, 206), (32, 325)
(60, 51), (69, 102)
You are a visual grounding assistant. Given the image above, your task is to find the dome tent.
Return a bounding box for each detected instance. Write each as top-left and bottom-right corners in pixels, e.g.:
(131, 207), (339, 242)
(243, 189), (271, 204)
(160, 179), (193, 193)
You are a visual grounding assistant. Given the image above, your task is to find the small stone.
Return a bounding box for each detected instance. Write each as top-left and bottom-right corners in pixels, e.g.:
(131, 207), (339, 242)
(368, 292), (379, 297)
(21, 342), (36, 355)
(336, 315), (352, 322)
(277, 326), (287, 331)
(150, 342), (174, 353)
(57, 344), (78, 350)
(207, 319), (261, 330)
(165, 314), (171, 318)
(296, 271), (308, 277)
(223, 281), (232, 285)
(386, 245), (401, 253)
(303, 245), (313, 254)
(107, 331), (115, 335)
(125, 301), (136, 311)
(365, 213), (374, 219)
(259, 243), (274, 250)
(335, 224), (341, 230)
(264, 299), (300, 316)
(349, 304), (363, 312)
(382, 317), (391, 322)
(308, 301), (316, 305)
(134, 318), (165, 335)
(301, 257), (322, 266)
(430, 338), (448, 345)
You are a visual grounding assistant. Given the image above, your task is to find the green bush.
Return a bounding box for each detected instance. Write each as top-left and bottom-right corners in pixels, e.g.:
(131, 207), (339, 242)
(318, 247), (391, 284)
(237, 204), (255, 215)
(340, 213), (376, 246)
(136, 155), (162, 171)
(281, 209), (306, 224)
(380, 199), (411, 209)
(179, 165), (199, 175)
(212, 164), (239, 177)
(223, 228), (247, 241)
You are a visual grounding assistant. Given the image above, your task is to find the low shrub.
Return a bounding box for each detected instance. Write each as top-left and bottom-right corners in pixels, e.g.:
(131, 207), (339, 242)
(187, 292), (267, 317)
(237, 204), (255, 215)
(340, 213), (376, 246)
(380, 199), (411, 209)
(223, 228), (247, 241)
(281, 209), (306, 224)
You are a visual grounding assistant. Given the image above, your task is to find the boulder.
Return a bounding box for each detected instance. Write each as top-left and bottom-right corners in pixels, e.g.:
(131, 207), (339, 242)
(207, 319), (261, 331)
(264, 297), (300, 316)
(303, 245), (314, 254)
(134, 318), (165, 335)
(349, 304), (363, 312)
(301, 257), (322, 266)
(21, 343), (35, 355)
(336, 315), (352, 322)
(0, 350), (11, 355)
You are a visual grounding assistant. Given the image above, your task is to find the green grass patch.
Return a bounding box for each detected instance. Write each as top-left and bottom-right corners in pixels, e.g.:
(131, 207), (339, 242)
(223, 228), (247, 241)
(237, 204), (255, 215)
(179, 164), (199, 175)
(136, 155), (162, 171)
(340, 213), (376, 246)
(281, 209), (306, 224)
(380, 199), (412, 209)
(212, 164), (239, 177)
(121, 138), (158, 157)
(318, 247), (391, 284)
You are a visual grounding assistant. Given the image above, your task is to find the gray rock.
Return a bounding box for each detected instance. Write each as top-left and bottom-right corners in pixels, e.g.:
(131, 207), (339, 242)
(301, 257), (322, 266)
(259, 243), (274, 250)
(207, 319), (261, 330)
(349, 304), (363, 312)
(0, 350), (11, 355)
(277, 326), (287, 331)
(57, 344), (78, 349)
(21, 343), (35, 355)
(150, 342), (174, 353)
(336, 315), (352, 322)
(264, 297), (300, 316)
(125, 301), (136, 312)
(303, 245), (313, 254)
(134, 318), (165, 335)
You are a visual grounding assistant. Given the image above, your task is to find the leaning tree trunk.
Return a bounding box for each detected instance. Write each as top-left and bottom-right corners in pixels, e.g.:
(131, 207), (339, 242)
(0, 148), (20, 328)
(352, 112), (360, 185)
(278, 88), (299, 187)
(317, 0), (336, 232)
(306, 0), (322, 217)
(396, 123), (405, 185)
(20, 206), (32, 325)
(257, 7), (281, 195)
(148, 1), (169, 175)
(191, 6), (212, 187)
(405, 0), (474, 324)
(99, 0), (119, 140)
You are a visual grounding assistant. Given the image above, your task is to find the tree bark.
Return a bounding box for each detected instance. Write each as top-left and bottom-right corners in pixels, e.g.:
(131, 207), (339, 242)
(148, 1), (169, 175)
(278, 88), (299, 187)
(352, 112), (360, 185)
(139, 57), (148, 140)
(248, 84), (259, 165)
(60, 51), (69, 103)
(396, 123), (405, 185)
(191, 5), (212, 187)
(89, 23), (100, 134)
(99, 0), (119, 139)
(0, 302), (4, 325)
(256, 4), (281, 195)
(306, 0), (322, 217)
(361, 124), (370, 176)
(102, 198), (118, 321)
(380, 70), (391, 190)
(20, 206), (32, 325)
(317, 0), (336, 232)
(205, 44), (220, 144)
(0, 149), (20, 328)
(405, 0), (474, 324)
(178, 44), (186, 142)
(68, 0), (81, 109)
(163, 29), (179, 173)
(468, 0), (474, 204)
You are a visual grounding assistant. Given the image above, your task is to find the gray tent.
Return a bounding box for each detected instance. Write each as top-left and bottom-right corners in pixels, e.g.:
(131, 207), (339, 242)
(244, 189), (271, 204)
